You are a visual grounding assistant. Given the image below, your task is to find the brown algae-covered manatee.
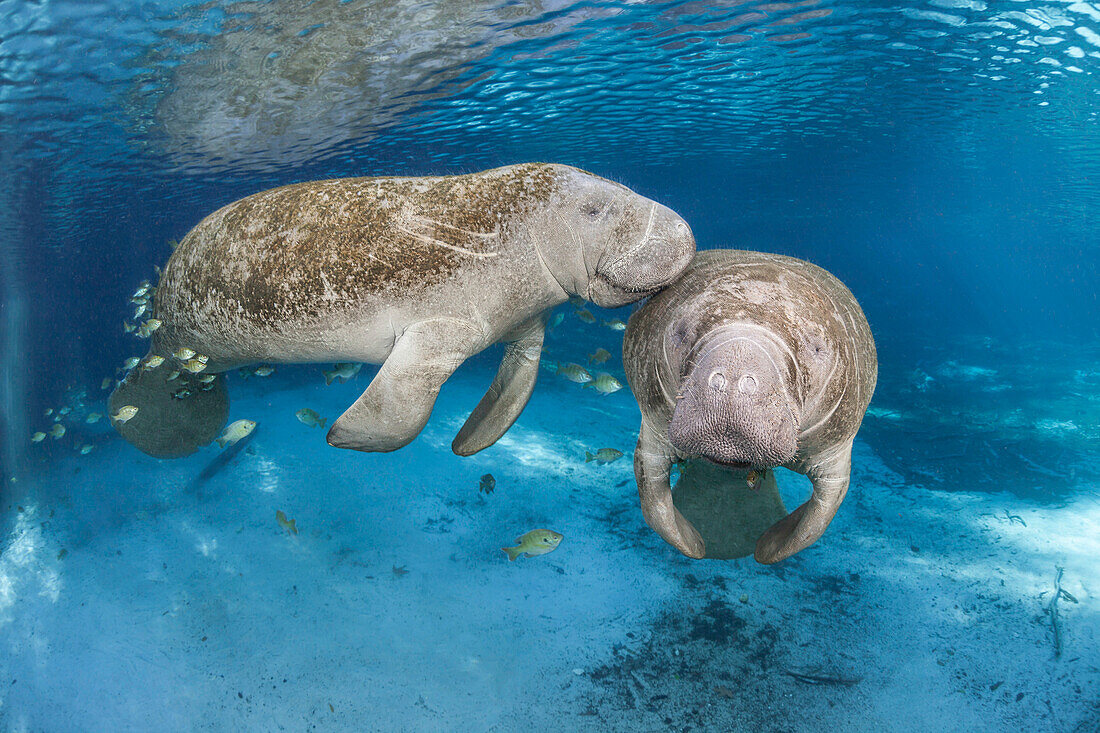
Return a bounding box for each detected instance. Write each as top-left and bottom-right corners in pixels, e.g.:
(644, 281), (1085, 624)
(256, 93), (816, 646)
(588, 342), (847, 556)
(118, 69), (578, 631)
(112, 163), (695, 458)
(623, 249), (877, 564)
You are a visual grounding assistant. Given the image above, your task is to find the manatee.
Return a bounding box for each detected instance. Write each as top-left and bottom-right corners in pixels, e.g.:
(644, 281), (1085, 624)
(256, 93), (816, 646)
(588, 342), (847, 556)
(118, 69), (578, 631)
(623, 249), (877, 564)
(112, 163), (695, 459)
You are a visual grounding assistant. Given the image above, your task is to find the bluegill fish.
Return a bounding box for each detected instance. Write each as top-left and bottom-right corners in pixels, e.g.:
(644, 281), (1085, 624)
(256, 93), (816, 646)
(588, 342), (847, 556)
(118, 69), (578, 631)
(576, 309), (596, 324)
(585, 448), (624, 464)
(587, 348), (611, 365)
(295, 408), (326, 428)
(502, 529), (563, 561)
(324, 362), (362, 385)
(216, 419), (255, 448)
(584, 373), (623, 394)
(603, 319), (627, 331)
(111, 405), (139, 424)
(555, 362), (592, 384)
(479, 473), (495, 494)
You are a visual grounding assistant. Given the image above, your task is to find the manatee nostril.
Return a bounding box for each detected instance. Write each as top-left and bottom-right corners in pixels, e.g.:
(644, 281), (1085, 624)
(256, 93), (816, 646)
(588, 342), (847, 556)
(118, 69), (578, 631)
(738, 375), (758, 395)
(708, 370), (727, 391)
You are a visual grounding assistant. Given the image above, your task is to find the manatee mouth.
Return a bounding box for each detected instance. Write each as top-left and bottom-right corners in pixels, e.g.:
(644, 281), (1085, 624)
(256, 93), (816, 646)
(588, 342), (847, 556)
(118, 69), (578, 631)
(706, 457), (755, 470)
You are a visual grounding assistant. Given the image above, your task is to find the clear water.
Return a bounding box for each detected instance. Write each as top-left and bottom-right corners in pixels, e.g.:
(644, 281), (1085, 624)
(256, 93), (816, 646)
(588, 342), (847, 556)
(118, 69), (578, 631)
(1, 1), (1097, 730)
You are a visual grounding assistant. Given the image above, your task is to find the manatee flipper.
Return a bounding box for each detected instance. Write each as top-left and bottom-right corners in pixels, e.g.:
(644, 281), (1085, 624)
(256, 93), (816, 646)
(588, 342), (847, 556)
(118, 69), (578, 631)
(327, 318), (482, 452)
(109, 361), (228, 458)
(755, 439), (853, 564)
(635, 420), (706, 558)
(451, 316), (545, 456)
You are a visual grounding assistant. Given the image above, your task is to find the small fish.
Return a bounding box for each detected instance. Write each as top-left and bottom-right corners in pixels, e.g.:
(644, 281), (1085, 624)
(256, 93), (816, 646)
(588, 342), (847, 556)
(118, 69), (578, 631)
(181, 358), (207, 373)
(141, 355), (164, 370)
(44, 408), (53, 416)
(275, 510), (298, 535)
(123, 357), (141, 370)
(585, 448), (624, 464)
(111, 405), (139, 424)
(30, 432), (46, 443)
(746, 469), (764, 490)
(132, 303), (147, 319)
(556, 362), (592, 384)
(167, 239), (179, 250)
(324, 362), (362, 385)
(59, 406), (71, 416)
(603, 319), (627, 331)
(216, 419), (256, 448)
(136, 319), (162, 338)
(198, 374), (216, 384)
(195, 354), (209, 364)
(79, 444), (93, 455)
(57, 548), (68, 560)
(122, 321), (136, 333)
(502, 529), (563, 561)
(568, 294), (586, 307)
(584, 373), (623, 395)
(200, 382), (214, 391)
(295, 408), (326, 428)
(85, 412), (102, 424)
(548, 312), (565, 329)
(576, 309), (596, 324)
(166, 370), (181, 382)
(252, 365), (274, 377)
(171, 387), (192, 399)
(479, 473), (495, 494)
(49, 424), (66, 439)
(100, 377), (112, 390)
(173, 347), (196, 361)
(587, 348), (611, 365)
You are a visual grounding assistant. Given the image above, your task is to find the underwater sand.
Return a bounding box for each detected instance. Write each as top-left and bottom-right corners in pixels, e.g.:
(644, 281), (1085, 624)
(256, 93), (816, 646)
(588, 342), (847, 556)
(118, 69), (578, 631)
(1, 333), (1097, 732)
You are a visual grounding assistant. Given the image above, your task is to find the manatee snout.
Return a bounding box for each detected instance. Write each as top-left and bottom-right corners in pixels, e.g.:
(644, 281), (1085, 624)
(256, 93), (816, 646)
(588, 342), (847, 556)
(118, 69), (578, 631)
(668, 338), (798, 469)
(591, 203), (695, 307)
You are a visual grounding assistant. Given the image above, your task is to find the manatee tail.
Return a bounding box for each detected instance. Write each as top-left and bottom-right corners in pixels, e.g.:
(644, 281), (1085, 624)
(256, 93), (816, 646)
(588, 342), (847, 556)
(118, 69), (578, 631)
(502, 546), (523, 562)
(110, 357), (229, 458)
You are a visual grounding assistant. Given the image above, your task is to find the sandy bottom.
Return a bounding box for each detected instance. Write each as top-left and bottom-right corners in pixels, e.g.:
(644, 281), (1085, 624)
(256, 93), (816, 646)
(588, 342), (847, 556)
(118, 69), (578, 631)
(1, 342), (1097, 732)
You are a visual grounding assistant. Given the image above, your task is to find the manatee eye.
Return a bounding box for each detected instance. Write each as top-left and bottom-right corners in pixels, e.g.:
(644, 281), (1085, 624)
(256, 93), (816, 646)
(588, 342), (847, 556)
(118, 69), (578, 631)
(738, 375), (758, 395)
(581, 198), (608, 219)
(708, 370), (727, 391)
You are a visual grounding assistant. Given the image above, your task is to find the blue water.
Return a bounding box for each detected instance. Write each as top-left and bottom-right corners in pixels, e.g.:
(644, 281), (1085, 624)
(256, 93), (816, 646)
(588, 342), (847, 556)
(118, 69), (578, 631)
(1, 1), (1098, 730)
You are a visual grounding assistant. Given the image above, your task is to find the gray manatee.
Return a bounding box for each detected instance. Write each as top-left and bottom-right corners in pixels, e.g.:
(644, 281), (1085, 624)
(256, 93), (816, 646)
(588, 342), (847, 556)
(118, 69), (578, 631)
(623, 249), (877, 564)
(112, 163), (695, 459)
